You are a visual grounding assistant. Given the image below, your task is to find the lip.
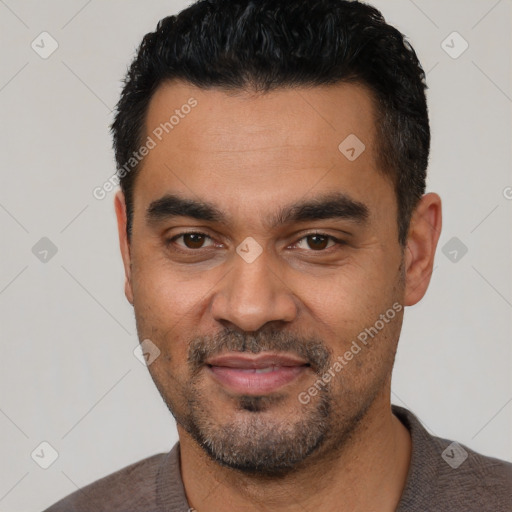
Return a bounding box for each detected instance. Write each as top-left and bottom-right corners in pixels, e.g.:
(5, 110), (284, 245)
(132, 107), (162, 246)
(206, 352), (310, 395)
(206, 353), (308, 368)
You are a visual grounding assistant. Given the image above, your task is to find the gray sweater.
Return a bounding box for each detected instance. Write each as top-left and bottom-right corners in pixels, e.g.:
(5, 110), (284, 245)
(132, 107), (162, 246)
(43, 405), (512, 511)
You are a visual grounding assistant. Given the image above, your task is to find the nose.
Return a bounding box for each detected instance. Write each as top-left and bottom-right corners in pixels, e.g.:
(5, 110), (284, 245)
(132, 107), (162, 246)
(210, 246), (298, 333)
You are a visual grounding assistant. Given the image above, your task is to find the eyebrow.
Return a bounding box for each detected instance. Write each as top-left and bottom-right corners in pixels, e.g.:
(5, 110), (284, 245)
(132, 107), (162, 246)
(146, 191), (369, 229)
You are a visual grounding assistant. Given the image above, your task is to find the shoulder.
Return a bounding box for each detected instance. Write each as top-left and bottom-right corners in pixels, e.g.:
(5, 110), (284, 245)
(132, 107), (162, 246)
(429, 433), (512, 508)
(42, 452), (169, 512)
(394, 405), (512, 511)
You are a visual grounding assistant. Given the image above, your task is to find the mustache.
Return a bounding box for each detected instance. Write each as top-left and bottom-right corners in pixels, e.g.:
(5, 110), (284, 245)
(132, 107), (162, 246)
(187, 327), (331, 375)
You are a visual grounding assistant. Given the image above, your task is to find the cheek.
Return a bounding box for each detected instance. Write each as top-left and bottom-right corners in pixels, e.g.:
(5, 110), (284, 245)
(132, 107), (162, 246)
(305, 260), (396, 326)
(301, 260), (403, 384)
(131, 253), (213, 326)
(130, 266), (194, 365)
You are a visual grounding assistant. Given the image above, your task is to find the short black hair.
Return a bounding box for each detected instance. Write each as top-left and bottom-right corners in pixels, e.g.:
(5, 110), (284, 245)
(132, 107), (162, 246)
(111, 0), (429, 245)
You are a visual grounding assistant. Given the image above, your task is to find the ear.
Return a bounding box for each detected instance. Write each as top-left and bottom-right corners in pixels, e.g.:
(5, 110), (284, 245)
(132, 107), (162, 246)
(114, 190), (134, 305)
(403, 193), (442, 306)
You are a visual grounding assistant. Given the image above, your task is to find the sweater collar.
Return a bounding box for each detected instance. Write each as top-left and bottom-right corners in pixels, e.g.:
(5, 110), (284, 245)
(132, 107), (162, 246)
(156, 405), (436, 511)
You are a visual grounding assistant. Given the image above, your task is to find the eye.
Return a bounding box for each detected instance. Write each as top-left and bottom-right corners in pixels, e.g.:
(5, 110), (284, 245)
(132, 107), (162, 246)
(168, 232), (215, 250)
(292, 233), (344, 251)
(166, 231), (345, 253)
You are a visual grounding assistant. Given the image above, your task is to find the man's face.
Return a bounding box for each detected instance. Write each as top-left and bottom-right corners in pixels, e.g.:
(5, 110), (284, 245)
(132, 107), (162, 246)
(118, 81), (408, 474)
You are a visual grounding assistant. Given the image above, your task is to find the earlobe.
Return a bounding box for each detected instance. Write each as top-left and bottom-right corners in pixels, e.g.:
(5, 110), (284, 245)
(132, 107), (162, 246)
(404, 193), (442, 307)
(114, 190), (134, 305)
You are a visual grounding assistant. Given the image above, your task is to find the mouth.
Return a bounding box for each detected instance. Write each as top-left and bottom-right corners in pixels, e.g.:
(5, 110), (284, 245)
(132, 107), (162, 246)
(205, 353), (311, 395)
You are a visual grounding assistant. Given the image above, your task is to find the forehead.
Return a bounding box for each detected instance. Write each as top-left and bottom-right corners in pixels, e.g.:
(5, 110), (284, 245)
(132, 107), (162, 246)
(133, 80), (394, 226)
(144, 79), (378, 156)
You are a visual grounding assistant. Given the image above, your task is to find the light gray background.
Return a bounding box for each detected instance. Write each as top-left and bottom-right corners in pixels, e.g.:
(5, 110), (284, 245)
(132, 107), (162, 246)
(0, 1), (511, 511)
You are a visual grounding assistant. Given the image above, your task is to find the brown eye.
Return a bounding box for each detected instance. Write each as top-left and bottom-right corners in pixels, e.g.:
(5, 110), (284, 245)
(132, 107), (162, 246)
(293, 233), (342, 252)
(169, 232), (214, 250)
(306, 234), (330, 250)
(182, 233), (207, 249)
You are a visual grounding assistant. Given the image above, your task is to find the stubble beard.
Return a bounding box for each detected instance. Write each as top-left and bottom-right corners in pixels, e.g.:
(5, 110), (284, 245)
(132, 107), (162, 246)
(148, 328), (391, 477)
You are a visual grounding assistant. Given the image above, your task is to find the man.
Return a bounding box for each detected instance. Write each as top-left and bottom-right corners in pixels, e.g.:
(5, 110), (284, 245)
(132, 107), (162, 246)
(45, 0), (512, 510)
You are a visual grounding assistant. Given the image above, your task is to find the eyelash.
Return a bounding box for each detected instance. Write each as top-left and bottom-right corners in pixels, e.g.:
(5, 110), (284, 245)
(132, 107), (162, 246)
(165, 231), (346, 253)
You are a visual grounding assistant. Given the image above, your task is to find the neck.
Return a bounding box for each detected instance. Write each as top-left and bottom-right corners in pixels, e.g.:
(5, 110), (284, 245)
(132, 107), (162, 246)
(178, 394), (411, 512)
